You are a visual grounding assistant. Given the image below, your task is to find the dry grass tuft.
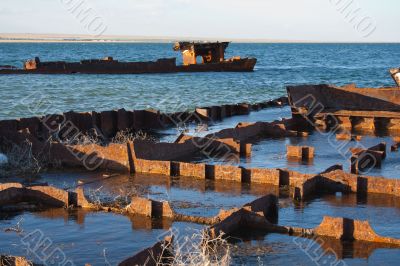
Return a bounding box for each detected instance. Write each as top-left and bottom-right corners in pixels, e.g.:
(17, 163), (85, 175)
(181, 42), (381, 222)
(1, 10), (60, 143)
(112, 130), (158, 144)
(0, 140), (46, 178)
(159, 230), (231, 266)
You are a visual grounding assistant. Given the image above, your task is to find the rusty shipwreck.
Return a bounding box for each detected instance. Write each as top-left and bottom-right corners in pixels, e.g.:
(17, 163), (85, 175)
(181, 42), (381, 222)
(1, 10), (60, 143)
(0, 42), (256, 74)
(287, 69), (400, 134)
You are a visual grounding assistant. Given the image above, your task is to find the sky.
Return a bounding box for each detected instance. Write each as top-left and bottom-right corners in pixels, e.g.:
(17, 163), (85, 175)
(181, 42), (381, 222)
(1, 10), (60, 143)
(0, 0), (398, 42)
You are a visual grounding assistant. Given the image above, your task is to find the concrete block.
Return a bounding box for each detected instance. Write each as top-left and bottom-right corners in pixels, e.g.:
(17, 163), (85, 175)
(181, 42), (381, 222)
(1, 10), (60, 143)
(213, 138), (241, 153)
(209, 195), (279, 238)
(240, 143), (252, 157)
(30, 186), (71, 207)
(319, 168), (357, 193)
(287, 145), (314, 160)
(134, 159), (171, 175)
(75, 187), (95, 209)
(213, 164), (242, 182)
(350, 143), (386, 174)
(152, 200), (174, 218)
(315, 216), (400, 245)
(242, 168), (280, 185)
(65, 143), (130, 172)
(128, 197), (152, 217)
(127, 197), (174, 219)
(0, 185), (72, 209)
(291, 176), (318, 200)
(175, 162), (206, 179)
(357, 176), (400, 197)
(351, 151), (383, 174)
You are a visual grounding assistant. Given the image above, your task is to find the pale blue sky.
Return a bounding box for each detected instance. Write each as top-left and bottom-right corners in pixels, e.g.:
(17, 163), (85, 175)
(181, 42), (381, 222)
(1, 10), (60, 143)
(0, 0), (398, 42)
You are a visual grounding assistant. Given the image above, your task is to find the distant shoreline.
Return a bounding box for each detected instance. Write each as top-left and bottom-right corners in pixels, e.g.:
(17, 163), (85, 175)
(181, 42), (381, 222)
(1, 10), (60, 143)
(0, 33), (399, 44)
(1, 40), (399, 44)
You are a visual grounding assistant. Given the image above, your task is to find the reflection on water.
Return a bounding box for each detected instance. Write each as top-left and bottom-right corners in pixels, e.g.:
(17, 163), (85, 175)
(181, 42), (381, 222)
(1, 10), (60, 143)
(196, 133), (400, 179)
(231, 233), (400, 265)
(1, 171), (400, 265)
(280, 193), (400, 240)
(2, 166), (400, 265)
(0, 209), (171, 265)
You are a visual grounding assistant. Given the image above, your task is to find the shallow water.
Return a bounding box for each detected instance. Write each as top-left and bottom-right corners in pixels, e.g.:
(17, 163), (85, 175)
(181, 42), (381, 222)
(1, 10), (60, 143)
(247, 134), (400, 178)
(157, 106), (292, 142)
(195, 128), (400, 179)
(2, 172), (400, 265)
(1, 43), (400, 119)
(231, 233), (400, 265)
(0, 209), (203, 265)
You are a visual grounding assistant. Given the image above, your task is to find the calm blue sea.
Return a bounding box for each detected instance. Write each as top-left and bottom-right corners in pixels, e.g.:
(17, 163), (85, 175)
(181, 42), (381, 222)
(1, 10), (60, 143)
(0, 43), (399, 120)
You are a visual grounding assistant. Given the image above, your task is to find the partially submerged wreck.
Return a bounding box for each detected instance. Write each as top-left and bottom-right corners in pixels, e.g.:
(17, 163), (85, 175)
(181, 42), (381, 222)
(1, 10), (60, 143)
(287, 69), (400, 132)
(0, 42), (256, 74)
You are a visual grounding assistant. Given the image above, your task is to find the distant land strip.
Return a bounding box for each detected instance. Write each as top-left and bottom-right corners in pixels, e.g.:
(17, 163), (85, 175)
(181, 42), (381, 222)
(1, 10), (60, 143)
(0, 33), (398, 44)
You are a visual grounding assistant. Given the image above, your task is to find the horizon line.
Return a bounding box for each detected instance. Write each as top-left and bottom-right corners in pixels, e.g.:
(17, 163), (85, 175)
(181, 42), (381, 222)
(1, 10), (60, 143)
(0, 33), (399, 44)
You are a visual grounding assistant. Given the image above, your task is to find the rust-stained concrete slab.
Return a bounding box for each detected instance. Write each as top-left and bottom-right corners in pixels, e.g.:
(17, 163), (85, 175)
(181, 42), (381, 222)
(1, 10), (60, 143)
(315, 216), (400, 245)
(287, 84), (400, 113)
(287, 145), (314, 160)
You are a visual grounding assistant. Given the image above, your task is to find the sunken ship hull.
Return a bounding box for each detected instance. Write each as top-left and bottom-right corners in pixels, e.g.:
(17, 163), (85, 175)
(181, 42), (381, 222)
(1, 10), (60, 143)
(287, 84), (400, 113)
(0, 57), (257, 74)
(177, 58), (257, 72)
(0, 58), (177, 75)
(0, 42), (257, 74)
(286, 83), (400, 132)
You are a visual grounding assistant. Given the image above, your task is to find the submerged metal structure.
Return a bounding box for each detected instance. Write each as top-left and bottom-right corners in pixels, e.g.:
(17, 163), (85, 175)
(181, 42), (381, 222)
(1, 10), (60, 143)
(287, 70), (400, 133)
(173, 41), (230, 65)
(0, 42), (257, 74)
